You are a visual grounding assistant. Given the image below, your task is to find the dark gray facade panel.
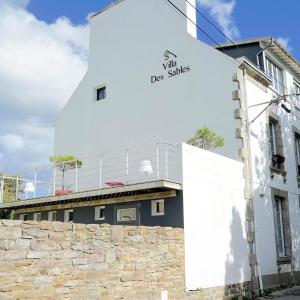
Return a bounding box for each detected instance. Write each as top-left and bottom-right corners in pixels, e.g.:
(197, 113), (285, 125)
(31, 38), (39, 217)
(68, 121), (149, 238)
(217, 43), (262, 68)
(13, 193), (184, 228)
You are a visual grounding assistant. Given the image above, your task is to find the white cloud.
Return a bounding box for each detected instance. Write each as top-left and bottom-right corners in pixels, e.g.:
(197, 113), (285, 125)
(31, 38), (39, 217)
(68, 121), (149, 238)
(277, 37), (292, 52)
(0, 1), (89, 174)
(0, 134), (25, 153)
(197, 0), (239, 39)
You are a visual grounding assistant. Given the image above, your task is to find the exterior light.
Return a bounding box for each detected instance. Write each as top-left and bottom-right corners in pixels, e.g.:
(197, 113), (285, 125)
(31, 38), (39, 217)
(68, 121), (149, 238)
(140, 160), (153, 175)
(24, 182), (35, 193)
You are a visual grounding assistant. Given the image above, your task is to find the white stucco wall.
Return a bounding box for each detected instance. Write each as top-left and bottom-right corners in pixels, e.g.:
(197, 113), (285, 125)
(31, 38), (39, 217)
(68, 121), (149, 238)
(54, 0), (241, 162)
(181, 143), (250, 290)
(244, 54), (300, 280)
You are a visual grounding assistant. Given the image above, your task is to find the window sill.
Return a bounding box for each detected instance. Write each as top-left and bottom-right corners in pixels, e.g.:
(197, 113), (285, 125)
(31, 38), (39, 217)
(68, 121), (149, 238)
(270, 167), (287, 177)
(277, 256), (292, 264)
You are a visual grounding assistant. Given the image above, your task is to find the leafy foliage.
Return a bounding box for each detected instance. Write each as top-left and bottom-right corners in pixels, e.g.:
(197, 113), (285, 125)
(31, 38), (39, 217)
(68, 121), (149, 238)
(49, 155), (82, 191)
(187, 126), (224, 150)
(0, 173), (24, 203)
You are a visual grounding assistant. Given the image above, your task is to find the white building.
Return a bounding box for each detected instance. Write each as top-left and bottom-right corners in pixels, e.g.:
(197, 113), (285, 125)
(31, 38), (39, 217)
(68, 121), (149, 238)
(2, 1), (300, 298)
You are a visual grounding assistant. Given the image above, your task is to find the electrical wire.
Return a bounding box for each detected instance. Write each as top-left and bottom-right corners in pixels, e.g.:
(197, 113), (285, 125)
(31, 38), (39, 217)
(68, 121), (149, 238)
(162, 0), (222, 47)
(183, 0), (239, 48)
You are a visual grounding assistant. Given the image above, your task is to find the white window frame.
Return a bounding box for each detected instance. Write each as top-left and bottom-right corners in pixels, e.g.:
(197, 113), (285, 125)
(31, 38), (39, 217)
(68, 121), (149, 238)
(265, 56), (284, 94)
(95, 84), (106, 102)
(48, 211), (57, 222)
(64, 209), (73, 223)
(295, 133), (300, 166)
(116, 207), (137, 223)
(151, 199), (165, 216)
(95, 206), (105, 221)
(20, 214), (28, 221)
(293, 80), (300, 108)
(269, 119), (277, 155)
(274, 197), (286, 257)
(33, 212), (41, 222)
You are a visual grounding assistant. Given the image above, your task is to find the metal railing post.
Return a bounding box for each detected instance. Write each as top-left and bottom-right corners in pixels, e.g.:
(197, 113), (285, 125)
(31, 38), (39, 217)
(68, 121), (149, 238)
(15, 176), (19, 201)
(165, 142), (168, 181)
(0, 178), (3, 204)
(126, 149), (129, 177)
(53, 166), (56, 196)
(34, 171), (37, 198)
(99, 157), (102, 189)
(75, 162), (78, 192)
(156, 142), (160, 180)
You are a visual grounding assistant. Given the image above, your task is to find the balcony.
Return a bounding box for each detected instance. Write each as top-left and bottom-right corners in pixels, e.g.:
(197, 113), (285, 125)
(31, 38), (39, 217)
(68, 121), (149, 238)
(0, 141), (182, 204)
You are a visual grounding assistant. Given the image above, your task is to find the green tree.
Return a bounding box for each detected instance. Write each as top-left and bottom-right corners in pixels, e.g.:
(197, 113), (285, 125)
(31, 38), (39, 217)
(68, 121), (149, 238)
(49, 155), (82, 191)
(0, 174), (24, 203)
(187, 126), (224, 149)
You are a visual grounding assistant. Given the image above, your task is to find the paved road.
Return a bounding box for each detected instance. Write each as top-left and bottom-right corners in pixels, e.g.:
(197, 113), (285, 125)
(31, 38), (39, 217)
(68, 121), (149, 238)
(274, 296), (300, 299)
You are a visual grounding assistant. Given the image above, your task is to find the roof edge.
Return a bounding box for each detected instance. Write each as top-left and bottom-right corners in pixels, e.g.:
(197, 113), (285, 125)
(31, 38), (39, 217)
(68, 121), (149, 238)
(90, 0), (126, 19)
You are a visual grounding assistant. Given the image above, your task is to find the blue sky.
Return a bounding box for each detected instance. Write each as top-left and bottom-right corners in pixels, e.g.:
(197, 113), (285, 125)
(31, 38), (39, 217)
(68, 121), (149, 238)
(0, 0), (299, 175)
(27, 0), (300, 60)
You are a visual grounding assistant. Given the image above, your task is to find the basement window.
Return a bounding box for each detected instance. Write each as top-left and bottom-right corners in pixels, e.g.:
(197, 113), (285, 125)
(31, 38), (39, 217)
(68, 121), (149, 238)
(96, 86), (106, 101)
(48, 211), (57, 222)
(64, 209), (73, 223)
(117, 208), (136, 222)
(95, 206), (105, 221)
(151, 199), (165, 216)
(20, 214), (28, 221)
(33, 212), (42, 222)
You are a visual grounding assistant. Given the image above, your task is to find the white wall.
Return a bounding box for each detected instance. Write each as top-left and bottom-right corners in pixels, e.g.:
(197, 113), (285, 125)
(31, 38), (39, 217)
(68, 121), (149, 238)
(181, 143), (250, 290)
(54, 0), (241, 162)
(245, 52), (300, 280)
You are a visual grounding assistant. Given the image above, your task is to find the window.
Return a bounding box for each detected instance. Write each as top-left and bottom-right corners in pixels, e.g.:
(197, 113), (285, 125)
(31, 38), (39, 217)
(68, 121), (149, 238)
(266, 57), (284, 94)
(151, 199), (165, 216)
(48, 211), (57, 222)
(64, 209), (73, 223)
(20, 214), (28, 221)
(117, 208), (136, 222)
(33, 212), (41, 222)
(295, 133), (300, 176)
(269, 118), (285, 170)
(96, 86), (106, 101)
(95, 206), (105, 221)
(274, 196), (285, 257)
(293, 81), (300, 107)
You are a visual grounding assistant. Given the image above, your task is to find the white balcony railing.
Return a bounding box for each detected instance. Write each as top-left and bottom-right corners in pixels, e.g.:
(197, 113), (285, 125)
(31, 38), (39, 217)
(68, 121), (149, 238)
(0, 141), (182, 204)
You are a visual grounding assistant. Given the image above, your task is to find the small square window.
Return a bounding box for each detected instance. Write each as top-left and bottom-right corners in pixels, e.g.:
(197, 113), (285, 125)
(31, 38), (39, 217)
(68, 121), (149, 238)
(95, 206), (105, 221)
(20, 214), (28, 221)
(117, 208), (136, 222)
(151, 199), (165, 216)
(33, 212), (41, 222)
(96, 86), (106, 101)
(48, 211), (57, 222)
(64, 209), (73, 223)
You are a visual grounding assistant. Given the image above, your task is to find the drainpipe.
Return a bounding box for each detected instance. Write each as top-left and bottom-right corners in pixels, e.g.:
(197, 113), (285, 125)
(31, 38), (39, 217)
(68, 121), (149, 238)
(241, 67), (264, 295)
(256, 38), (273, 69)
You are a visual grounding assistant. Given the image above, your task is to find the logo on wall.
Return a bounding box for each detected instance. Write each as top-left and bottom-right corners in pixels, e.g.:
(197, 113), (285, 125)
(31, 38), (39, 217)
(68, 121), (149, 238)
(151, 50), (191, 84)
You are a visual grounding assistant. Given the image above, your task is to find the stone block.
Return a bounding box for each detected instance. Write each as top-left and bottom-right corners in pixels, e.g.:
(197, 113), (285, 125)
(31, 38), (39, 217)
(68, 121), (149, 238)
(105, 248), (116, 263)
(2, 220), (22, 227)
(27, 250), (50, 259)
(34, 276), (53, 285)
(15, 239), (31, 250)
(0, 227), (22, 239)
(72, 258), (88, 266)
(31, 240), (61, 251)
(0, 239), (15, 250)
(111, 226), (123, 243)
(49, 232), (65, 241)
(23, 228), (48, 238)
(1, 251), (27, 261)
(121, 271), (145, 282)
(53, 222), (72, 232)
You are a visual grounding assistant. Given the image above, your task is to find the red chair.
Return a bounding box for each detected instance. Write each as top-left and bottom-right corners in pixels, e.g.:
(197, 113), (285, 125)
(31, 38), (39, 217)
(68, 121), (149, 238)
(55, 189), (73, 196)
(105, 182), (125, 187)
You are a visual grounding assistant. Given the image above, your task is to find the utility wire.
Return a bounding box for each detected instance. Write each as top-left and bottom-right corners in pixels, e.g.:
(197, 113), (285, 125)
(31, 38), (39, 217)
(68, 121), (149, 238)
(183, 0), (239, 48)
(163, 0), (222, 47)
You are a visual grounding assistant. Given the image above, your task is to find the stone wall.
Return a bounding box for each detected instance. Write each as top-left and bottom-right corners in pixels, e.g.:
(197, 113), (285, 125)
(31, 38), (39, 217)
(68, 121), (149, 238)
(0, 220), (185, 300)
